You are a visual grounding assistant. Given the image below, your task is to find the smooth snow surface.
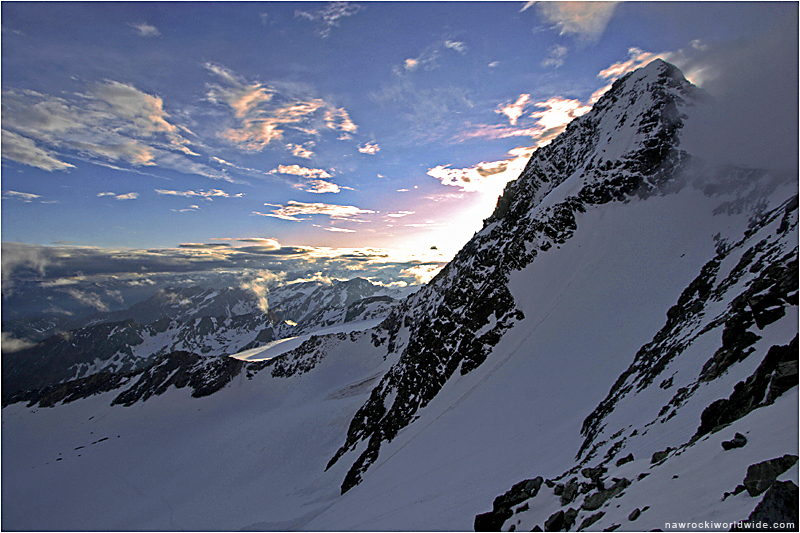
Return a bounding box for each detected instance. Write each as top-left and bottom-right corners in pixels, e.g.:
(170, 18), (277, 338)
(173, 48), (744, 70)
(231, 318), (385, 362)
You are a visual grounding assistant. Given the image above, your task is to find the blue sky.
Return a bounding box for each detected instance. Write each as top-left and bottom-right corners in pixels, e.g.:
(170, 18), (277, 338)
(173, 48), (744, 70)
(2, 1), (797, 300)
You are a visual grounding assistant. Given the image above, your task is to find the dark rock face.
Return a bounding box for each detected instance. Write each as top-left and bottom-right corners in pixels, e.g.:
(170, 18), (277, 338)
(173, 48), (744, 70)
(110, 351), (245, 406)
(743, 455), (799, 497)
(651, 448), (673, 465)
(582, 478), (630, 511)
(697, 336), (798, 438)
(734, 481), (799, 531)
(615, 453), (634, 467)
(334, 59), (702, 496)
(579, 192), (798, 463)
(475, 478), (544, 531)
(577, 512), (605, 531)
(722, 433), (748, 451)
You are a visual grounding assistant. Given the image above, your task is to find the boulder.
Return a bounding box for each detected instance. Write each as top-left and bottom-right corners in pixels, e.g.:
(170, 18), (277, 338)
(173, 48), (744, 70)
(743, 455), (798, 497)
(721, 433), (748, 451)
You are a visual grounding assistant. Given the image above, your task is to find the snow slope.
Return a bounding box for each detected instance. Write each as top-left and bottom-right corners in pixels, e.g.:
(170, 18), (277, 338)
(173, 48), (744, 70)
(2, 60), (796, 532)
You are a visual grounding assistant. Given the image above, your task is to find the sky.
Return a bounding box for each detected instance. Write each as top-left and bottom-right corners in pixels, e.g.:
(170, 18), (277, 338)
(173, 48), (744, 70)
(1, 1), (798, 316)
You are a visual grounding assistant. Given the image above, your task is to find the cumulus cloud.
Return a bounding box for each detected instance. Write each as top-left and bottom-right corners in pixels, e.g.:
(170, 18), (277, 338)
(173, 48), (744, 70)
(295, 1), (362, 38)
(496, 94), (531, 126)
(128, 21), (160, 37)
(255, 200), (376, 221)
(426, 144), (538, 198)
(205, 63), (358, 151)
(358, 142), (380, 154)
(531, 1), (619, 41)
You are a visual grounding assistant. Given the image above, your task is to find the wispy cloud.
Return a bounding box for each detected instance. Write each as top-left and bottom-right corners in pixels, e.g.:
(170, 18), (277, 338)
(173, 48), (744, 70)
(155, 188), (245, 200)
(1, 129), (75, 171)
(295, 1), (362, 38)
(255, 200), (376, 221)
(128, 21), (160, 37)
(205, 63), (358, 151)
(444, 40), (468, 54)
(542, 44), (569, 68)
(0, 83), (228, 180)
(530, 1), (619, 41)
(98, 191), (138, 201)
(287, 143), (314, 159)
(2, 190), (42, 202)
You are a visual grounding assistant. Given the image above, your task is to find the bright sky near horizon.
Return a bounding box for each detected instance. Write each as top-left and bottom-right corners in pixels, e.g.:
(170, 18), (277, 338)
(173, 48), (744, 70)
(2, 1), (797, 290)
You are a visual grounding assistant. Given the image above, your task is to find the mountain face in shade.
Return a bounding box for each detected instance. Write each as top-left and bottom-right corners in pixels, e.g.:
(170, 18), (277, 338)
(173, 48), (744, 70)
(2, 60), (796, 532)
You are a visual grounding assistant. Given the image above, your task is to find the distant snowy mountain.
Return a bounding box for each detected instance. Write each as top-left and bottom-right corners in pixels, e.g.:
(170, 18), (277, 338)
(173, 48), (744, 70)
(2, 60), (796, 532)
(2, 278), (408, 401)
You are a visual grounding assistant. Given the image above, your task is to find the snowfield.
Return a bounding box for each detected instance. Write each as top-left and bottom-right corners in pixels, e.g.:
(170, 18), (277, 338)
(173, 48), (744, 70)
(2, 60), (796, 532)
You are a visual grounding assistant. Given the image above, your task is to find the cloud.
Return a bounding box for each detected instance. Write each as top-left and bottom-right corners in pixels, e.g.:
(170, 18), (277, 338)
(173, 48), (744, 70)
(295, 1), (362, 37)
(461, 96), (590, 148)
(270, 164), (333, 180)
(444, 40), (467, 54)
(256, 200), (376, 221)
(542, 44), (569, 68)
(533, 1), (619, 41)
(404, 59), (420, 72)
(386, 211), (414, 218)
(358, 142), (380, 155)
(97, 191), (138, 201)
(319, 226), (356, 233)
(65, 288), (110, 312)
(1, 241), (446, 303)
(178, 243), (231, 249)
(0, 83), (228, 179)
(114, 192), (139, 201)
(1, 129), (75, 171)
(233, 237), (282, 250)
(287, 143), (314, 158)
(128, 21), (160, 37)
(155, 188), (244, 199)
(427, 143), (538, 195)
(496, 94), (531, 126)
(205, 63), (358, 151)
(299, 180), (341, 194)
(1, 332), (38, 353)
(529, 97), (592, 132)
(2, 190), (42, 202)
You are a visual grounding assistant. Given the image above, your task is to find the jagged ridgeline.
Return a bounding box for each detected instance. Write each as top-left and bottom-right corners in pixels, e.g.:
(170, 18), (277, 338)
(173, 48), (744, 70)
(2, 59), (796, 532)
(326, 59), (715, 493)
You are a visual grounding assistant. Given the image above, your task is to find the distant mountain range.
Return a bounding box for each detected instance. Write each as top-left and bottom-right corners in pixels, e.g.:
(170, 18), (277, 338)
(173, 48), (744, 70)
(2, 60), (796, 532)
(2, 278), (410, 400)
